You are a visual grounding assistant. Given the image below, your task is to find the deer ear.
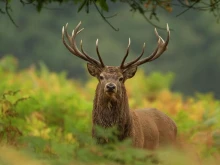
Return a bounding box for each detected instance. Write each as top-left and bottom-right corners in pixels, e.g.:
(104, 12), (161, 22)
(123, 66), (137, 79)
(87, 63), (101, 77)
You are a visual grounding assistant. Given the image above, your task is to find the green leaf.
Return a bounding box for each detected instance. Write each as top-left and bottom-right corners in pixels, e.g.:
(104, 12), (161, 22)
(36, 2), (43, 12)
(99, 0), (109, 12)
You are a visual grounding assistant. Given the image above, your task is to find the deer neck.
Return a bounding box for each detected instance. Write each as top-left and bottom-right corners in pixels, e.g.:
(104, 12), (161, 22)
(93, 85), (131, 131)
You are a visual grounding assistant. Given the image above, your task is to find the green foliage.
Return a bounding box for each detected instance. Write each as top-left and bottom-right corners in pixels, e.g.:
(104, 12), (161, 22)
(146, 72), (174, 93)
(0, 55), (220, 164)
(0, 55), (18, 72)
(1, 0), (220, 23)
(98, 0), (109, 12)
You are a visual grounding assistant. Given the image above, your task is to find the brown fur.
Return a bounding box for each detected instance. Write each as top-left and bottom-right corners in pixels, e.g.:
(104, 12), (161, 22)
(89, 65), (177, 149)
(62, 21), (175, 149)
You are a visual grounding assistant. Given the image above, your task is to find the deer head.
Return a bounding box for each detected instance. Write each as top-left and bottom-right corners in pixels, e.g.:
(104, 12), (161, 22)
(62, 22), (170, 100)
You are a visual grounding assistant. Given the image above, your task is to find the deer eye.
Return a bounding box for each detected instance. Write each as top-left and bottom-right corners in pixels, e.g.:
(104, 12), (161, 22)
(119, 77), (124, 82)
(99, 75), (104, 80)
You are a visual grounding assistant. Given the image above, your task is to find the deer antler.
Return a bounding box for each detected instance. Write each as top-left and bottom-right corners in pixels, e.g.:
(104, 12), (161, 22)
(120, 24), (170, 69)
(62, 21), (105, 68)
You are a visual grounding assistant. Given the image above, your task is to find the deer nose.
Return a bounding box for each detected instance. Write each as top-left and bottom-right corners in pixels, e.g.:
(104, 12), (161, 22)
(106, 83), (116, 91)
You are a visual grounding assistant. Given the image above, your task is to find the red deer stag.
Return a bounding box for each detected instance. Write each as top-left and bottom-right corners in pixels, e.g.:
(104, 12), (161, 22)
(62, 22), (177, 150)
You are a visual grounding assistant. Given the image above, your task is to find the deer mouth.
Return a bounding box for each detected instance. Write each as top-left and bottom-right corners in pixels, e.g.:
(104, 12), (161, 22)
(105, 90), (116, 95)
(105, 90), (117, 101)
(104, 88), (117, 98)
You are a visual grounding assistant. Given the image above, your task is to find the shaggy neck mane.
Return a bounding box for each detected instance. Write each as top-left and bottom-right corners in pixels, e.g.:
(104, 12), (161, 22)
(92, 84), (132, 140)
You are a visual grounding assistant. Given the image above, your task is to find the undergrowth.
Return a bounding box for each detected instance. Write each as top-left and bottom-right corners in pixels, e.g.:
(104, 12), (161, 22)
(0, 55), (220, 165)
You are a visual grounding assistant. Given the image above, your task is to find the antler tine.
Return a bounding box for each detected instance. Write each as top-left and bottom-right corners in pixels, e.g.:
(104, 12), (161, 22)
(120, 38), (131, 68)
(62, 22), (88, 61)
(124, 24), (170, 67)
(131, 35), (161, 66)
(96, 39), (105, 67)
(64, 23), (72, 47)
(148, 23), (170, 61)
(62, 21), (105, 67)
(122, 42), (146, 69)
(62, 24), (88, 61)
(72, 22), (104, 66)
(80, 40), (102, 66)
(70, 22), (87, 57)
(72, 21), (82, 36)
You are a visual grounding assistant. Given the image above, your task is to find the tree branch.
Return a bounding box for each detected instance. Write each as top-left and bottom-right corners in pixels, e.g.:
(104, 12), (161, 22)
(1, 0), (220, 29)
(5, 0), (18, 27)
(176, 1), (199, 17)
(176, 0), (220, 17)
(93, 1), (119, 31)
(104, 13), (118, 19)
(125, 0), (167, 30)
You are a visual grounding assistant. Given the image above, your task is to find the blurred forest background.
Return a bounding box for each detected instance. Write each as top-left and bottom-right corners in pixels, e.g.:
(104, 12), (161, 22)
(0, 1), (220, 165)
(0, 0), (219, 98)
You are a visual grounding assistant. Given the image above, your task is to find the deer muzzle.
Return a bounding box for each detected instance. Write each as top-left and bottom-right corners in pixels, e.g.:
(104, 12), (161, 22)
(105, 83), (117, 94)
